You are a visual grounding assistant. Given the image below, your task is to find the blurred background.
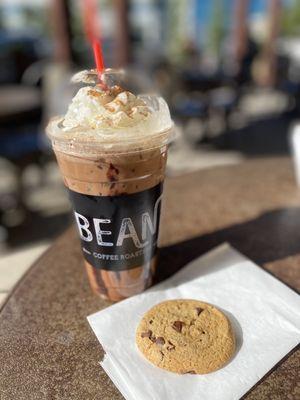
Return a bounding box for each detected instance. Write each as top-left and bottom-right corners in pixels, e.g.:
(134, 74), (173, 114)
(1, 0), (300, 271)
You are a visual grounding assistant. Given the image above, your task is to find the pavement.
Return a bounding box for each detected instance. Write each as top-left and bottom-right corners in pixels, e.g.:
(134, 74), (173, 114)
(0, 241), (49, 306)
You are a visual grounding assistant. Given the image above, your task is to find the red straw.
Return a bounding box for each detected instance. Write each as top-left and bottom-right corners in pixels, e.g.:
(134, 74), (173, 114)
(92, 40), (105, 73)
(83, 0), (105, 74)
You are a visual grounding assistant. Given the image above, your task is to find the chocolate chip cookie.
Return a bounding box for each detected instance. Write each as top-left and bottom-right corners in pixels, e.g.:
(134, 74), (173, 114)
(136, 299), (235, 374)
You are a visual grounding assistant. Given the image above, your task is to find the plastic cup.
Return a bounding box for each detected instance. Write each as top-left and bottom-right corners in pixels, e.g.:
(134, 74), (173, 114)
(47, 104), (173, 301)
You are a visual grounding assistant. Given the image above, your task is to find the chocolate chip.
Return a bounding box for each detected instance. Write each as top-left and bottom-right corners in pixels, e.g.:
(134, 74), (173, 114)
(172, 321), (184, 333)
(184, 370), (196, 374)
(141, 330), (152, 338)
(107, 163), (119, 182)
(196, 307), (204, 316)
(166, 340), (175, 350)
(155, 337), (165, 345)
(149, 319), (153, 324)
(109, 163), (119, 174)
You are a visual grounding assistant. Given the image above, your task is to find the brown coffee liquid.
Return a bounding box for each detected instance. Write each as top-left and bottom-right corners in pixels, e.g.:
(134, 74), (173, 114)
(54, 147), (167, 301)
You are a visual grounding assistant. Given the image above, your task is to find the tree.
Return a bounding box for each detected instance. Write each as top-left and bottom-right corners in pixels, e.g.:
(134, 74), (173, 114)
(207, 0), (225, 57)
(282, 0), (300, 36)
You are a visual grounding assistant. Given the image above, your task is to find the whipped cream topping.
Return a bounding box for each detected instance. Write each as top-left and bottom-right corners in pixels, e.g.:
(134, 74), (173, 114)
(47, 69), (173, 154)
(63, 85), (152, 130)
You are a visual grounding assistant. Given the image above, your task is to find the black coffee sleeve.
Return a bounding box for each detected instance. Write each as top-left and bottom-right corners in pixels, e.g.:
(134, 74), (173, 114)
(68, 184), (163, 271)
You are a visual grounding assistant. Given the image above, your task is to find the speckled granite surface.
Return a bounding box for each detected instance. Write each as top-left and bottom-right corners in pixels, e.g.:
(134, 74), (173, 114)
(0, 157), (299, 399)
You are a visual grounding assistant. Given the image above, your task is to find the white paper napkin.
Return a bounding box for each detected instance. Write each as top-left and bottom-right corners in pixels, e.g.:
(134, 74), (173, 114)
(88, 244), (300, 400)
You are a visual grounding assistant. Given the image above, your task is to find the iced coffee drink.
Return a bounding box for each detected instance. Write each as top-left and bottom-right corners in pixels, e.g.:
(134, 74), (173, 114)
(47, 69), (173, 301)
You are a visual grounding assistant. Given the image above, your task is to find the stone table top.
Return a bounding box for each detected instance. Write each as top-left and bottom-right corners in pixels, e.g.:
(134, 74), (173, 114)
(0, 157), (299, 399)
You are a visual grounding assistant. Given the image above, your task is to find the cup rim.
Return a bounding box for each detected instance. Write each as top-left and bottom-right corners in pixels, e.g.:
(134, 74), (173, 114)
(46, 116), (175, 157)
